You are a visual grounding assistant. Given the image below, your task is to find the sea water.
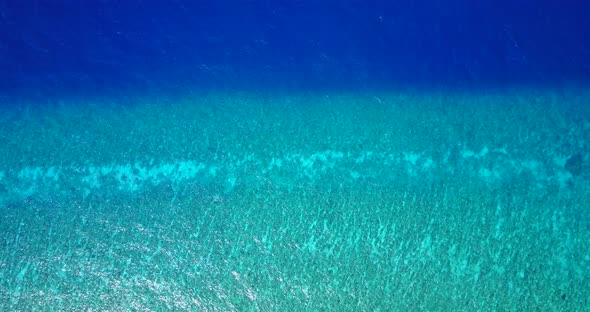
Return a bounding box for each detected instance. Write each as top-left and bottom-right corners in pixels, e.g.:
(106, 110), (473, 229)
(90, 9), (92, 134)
(1, 2), (589, 311)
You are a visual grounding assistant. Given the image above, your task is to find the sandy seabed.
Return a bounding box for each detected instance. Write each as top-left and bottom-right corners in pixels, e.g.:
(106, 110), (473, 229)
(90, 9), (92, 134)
(0, 87), (589, 311)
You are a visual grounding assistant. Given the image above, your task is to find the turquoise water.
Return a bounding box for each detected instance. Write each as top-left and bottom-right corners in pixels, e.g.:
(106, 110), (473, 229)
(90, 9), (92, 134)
(1, 89), (589, 310)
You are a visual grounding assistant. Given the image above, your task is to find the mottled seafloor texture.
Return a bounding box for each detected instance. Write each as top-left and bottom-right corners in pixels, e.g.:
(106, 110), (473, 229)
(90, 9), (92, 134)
(0, 89), (589, 311)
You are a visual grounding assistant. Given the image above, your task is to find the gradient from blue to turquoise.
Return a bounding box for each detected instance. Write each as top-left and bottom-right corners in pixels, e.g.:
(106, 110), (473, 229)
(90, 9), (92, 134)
(1, 1), (589, 311)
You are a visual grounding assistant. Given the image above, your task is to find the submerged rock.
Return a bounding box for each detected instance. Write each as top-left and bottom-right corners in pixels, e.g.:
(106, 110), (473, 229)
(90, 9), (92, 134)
(564, 153), (585, 176)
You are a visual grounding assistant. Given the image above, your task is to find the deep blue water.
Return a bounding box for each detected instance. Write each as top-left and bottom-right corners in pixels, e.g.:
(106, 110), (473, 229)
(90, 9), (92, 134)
(1, 0), (589, 99)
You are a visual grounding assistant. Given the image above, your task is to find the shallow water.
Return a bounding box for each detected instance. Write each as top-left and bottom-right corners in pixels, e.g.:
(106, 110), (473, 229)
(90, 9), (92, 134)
(1, 89), (588, 310)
